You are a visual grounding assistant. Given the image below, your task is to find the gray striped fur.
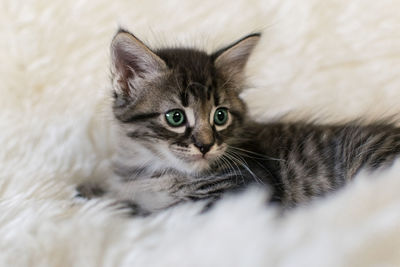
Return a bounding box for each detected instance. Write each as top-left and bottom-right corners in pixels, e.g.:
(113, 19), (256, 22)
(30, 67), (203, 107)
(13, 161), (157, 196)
(77, 29), (400, 215)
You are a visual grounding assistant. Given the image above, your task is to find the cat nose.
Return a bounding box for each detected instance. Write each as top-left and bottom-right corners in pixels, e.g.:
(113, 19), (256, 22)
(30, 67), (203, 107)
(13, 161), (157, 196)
(194, 142), (213, 155)
(192, 130), (214, 155)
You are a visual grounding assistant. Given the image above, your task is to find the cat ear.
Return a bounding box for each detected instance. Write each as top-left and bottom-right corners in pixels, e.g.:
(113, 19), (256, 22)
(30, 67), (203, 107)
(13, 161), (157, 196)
(212, 33), (261, 90)
(110, 29), (167, 97)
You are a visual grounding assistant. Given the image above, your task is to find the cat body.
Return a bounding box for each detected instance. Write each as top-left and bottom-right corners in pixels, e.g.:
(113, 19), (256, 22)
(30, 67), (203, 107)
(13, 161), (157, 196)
(83, 29), (400, 213)
(109, 119), (400, 212)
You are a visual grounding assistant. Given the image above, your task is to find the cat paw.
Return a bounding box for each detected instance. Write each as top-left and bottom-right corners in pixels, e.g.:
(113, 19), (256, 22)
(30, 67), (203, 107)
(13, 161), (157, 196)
(118, 201), (151, 217)
(75, 183), (106, 200)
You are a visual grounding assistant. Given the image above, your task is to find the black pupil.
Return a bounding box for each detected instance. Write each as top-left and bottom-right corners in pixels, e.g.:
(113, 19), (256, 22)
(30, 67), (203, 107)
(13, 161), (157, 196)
(217, 110), (225, 121)
(173, 112), (182, 122)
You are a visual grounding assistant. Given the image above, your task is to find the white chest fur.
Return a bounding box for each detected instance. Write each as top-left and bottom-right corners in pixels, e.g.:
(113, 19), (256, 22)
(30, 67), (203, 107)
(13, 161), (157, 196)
(107, 174), (180, 212)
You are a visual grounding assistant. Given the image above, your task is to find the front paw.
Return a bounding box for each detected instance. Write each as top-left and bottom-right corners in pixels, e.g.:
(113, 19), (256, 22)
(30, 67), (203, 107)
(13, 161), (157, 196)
(75, 183), (106, 200)
(118, 201), (151, 217)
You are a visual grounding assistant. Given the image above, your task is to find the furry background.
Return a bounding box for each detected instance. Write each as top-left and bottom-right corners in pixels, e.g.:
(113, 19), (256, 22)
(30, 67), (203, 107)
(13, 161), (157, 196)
(1, 0), (400, 266)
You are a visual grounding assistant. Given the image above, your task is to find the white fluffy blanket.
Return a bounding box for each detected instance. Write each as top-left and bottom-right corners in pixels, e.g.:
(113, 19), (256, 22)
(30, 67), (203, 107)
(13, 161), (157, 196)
(2, 0), (400, 266)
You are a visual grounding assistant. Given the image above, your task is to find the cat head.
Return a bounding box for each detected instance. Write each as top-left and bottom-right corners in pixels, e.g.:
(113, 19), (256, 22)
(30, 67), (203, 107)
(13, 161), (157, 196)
(110, 29), (260, 175)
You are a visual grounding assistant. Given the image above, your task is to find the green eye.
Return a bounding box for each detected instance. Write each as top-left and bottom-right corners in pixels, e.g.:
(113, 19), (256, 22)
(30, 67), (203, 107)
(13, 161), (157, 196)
(165, 109), (186, 127)
(214, 108), (228, 126)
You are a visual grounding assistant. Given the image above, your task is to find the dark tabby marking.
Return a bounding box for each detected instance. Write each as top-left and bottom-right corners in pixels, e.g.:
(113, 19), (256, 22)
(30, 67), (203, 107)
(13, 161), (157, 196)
(77, 28), (400, 215)
(76, 183), (105, 199)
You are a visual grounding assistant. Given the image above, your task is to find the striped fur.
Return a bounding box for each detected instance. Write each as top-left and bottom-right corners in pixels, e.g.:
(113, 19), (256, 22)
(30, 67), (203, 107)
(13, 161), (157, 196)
(78, 29), (400, 214)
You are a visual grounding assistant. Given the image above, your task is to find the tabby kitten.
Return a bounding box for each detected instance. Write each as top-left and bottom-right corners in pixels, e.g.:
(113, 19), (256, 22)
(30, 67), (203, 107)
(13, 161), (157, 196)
(90, 29), (400, 214)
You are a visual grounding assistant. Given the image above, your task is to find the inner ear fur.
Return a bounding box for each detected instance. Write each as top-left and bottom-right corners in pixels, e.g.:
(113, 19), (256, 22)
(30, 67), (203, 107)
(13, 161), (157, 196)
(110, 29), (167, 97)
(212, 33), (261, 90)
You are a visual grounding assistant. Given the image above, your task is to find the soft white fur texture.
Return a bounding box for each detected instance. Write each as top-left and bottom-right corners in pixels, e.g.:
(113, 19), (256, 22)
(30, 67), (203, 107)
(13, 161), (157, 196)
(1, 0), (400, 266)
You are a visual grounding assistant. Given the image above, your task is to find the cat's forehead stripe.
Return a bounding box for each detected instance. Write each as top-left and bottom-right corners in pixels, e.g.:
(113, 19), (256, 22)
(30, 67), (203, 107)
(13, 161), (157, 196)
(206, 85), (212, 100)
(214, 90), (220, 106)
(180, 91), (189, 107)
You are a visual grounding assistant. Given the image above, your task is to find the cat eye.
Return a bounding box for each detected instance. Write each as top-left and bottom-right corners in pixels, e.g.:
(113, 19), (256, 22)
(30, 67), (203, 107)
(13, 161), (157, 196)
(165, 109), (186, 127)
(214, 108), (228, 126)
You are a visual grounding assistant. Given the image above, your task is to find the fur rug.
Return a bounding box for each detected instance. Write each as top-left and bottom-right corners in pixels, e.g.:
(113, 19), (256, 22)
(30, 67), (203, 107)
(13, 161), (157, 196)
(1, 0), (400, 266)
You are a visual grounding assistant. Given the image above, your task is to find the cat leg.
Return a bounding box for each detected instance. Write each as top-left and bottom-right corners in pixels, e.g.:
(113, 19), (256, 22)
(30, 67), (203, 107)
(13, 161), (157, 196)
(169, 173), (247, 201)
(75, 182), (106, 199)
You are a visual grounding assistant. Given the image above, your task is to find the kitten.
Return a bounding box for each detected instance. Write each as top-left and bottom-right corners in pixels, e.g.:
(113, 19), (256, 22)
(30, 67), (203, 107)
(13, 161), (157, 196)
(79, 29), (400, 214)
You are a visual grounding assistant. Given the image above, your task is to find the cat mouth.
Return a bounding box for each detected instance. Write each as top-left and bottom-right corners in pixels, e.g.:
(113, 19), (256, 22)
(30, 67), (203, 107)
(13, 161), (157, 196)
(172, 152), (222, 173)
(183, 155), (223, 172)
(185, 154), (206, 161)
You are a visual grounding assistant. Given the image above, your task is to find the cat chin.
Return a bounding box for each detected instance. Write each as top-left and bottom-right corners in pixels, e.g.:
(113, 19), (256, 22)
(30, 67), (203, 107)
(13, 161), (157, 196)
(187, 159), (211, 173)
(161, 155), (211, 176)
(172, 158), (211, 175)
